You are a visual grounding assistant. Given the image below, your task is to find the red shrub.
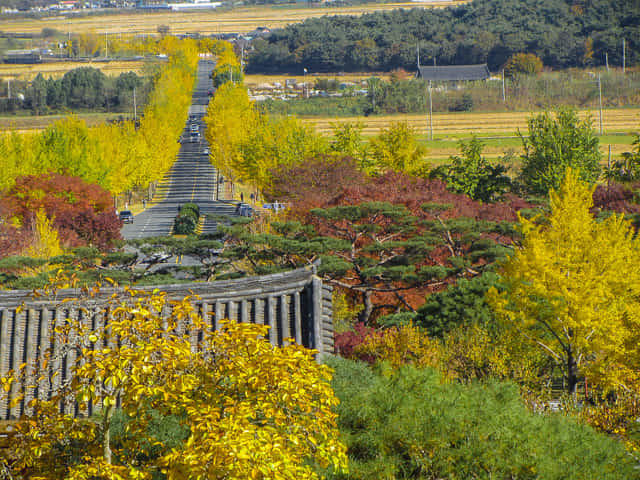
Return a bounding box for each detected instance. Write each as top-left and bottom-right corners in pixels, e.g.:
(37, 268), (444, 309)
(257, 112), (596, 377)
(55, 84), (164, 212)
(334, 322), (381, 361)
(592, 183), (640, 215)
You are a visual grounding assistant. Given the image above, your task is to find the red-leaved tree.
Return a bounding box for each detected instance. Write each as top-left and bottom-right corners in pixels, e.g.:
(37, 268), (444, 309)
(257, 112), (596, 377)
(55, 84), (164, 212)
(256, 157), (536, 323)
(0, 172), (121, 251)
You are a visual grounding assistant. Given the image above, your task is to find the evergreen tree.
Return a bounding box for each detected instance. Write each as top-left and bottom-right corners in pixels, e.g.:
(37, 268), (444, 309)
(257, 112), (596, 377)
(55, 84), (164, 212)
(518, 109), (601, 195)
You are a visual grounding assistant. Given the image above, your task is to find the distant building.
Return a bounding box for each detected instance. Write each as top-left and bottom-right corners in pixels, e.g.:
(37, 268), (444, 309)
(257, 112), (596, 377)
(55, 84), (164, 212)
(3, 49), (42, 64)
(166, 1), (221, 10)
(247, 26), (271, 38)
(58, 0), (80, 8)
(416, 64), (491, 82)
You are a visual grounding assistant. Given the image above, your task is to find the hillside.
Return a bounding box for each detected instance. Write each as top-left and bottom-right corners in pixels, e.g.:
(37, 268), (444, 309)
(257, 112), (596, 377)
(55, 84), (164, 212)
(246, 0), (640, 73)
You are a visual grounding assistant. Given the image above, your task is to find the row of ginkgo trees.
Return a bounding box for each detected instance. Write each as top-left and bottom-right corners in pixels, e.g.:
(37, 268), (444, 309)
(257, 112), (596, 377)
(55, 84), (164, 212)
(0, 36), (203, 197)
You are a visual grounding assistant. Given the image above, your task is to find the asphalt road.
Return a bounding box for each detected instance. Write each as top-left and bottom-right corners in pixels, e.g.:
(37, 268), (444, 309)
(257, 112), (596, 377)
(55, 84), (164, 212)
(122, 60), (238, 240)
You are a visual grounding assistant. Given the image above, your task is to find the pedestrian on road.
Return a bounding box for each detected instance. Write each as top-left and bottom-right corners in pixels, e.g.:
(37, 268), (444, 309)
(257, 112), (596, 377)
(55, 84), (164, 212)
(143, 199), (147, 209)
(240, 192), (244, 202)
(250, 193), (255, 203)
(178, 204), (181, 213)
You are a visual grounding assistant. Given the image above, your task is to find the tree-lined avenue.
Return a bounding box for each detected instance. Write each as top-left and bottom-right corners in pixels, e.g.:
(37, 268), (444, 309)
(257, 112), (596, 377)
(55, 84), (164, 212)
(122, 59), (236, 239)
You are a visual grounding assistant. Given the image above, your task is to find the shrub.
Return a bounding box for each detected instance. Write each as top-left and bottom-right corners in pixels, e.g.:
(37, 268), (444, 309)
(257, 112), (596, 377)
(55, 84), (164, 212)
(352, 324), (441, 370)
(592, 182), (640, 215)
(448, 92), (474, 112)
(173, 214), (197, 235)
(334, 322), (379, 359)
(180, 202), (200, 220)
(324, 357), (637, 480)
(415, 272), (500, 338)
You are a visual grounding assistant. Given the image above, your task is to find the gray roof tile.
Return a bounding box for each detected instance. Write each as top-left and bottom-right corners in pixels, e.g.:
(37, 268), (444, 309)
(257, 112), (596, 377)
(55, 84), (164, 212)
(417, 64), (491, 81)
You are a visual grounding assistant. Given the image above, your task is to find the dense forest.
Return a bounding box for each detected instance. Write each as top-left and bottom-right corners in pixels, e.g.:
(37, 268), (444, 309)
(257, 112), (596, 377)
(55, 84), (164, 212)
(246, 0), (640, 73)
(6, 67), (149, 115)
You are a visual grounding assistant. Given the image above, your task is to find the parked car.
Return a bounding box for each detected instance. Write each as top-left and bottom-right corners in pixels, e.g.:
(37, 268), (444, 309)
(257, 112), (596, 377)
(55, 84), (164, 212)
(203, 147), (211, 155)
(190, 123), (199, 132)
(262, 202), (287, 213)
(119, 210), (134, 224)
(236, 203), (254, 217)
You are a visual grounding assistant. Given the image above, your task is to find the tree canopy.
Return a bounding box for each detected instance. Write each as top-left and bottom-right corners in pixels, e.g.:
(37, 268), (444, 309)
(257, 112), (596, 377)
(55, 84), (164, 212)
(488, 170), (640, 395)
(518, 109), (601, 195)
(1, 284), (348, 479)
(247, 0), (639, 73)
(0, 172), (121, 249)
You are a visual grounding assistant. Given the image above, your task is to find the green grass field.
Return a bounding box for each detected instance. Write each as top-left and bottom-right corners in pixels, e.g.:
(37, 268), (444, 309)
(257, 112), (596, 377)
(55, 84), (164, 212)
(420, 134), (637, 165)
(306, 108), (640, 162)
(0, 112), (126, 131)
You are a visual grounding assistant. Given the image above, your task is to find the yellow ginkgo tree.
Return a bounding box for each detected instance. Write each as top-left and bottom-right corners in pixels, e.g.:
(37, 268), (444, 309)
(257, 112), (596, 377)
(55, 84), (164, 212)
(1, 282), (348, 479)
(488, 169), (640, 397)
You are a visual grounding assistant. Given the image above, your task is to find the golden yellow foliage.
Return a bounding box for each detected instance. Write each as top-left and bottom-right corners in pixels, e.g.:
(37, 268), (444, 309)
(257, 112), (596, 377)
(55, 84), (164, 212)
(23, 209), (64, 260)
(441, 324), (542, 388)
(204, 82), (259, 182)
(487, 169), (640, 395)
(1, 284), (348, 479)
(353, 323), (441, 370)
(0, 38), (199, 196)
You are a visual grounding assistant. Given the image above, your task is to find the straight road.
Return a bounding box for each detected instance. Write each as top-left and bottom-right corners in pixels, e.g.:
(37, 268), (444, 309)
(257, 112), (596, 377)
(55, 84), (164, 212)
(122, 60), (238, 240)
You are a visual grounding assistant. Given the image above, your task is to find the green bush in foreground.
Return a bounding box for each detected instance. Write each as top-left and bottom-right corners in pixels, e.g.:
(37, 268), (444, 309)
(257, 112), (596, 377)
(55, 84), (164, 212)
(180, 202), (200, 220)
(325, 357), (637, 480)
(173, 214), (197, 235)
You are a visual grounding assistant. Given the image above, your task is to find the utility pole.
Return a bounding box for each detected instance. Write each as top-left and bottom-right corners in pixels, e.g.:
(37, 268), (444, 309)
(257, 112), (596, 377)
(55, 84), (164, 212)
(605, 52), (609, 72)
(501, 69), (506, 103)
(607, 144), (612, 191)
(622, 38), (626, 74)
(303, 67), (308, 99)
(428, 79), (433, 141)
(240, 43), (245, 73)
(372, 81), (376, 112)
(133, 86), (137, 121)
(598, 73), (603, 135)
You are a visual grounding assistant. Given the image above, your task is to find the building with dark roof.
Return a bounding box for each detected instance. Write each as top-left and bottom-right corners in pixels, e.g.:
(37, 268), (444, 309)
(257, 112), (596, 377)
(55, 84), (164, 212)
(416, 64), (491, 82)
(3, 49), (42, 64)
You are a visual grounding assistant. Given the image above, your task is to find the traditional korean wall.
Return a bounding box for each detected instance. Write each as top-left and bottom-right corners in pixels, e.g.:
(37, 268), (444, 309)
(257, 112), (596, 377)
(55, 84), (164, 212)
(0, 267), (333, 419)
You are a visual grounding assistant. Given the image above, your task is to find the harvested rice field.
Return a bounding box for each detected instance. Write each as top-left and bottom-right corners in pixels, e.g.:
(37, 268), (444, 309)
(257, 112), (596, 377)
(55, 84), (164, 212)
(0, 59), (147, 81)
(305, 108), (640, 137)
(0, 2), (465, 36)
(0, 112), (123, 131)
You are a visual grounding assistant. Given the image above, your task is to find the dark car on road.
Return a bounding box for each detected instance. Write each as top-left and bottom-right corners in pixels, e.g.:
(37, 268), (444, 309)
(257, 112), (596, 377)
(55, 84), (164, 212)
(236, 203), (254, 217)
(119, 210), (134, 224)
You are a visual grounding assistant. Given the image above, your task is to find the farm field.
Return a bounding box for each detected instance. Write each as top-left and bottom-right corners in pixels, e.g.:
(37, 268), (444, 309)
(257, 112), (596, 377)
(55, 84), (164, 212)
(0, 112), (124, 131)
(303, 108), (640, 160)
(0, 59), (147, 80)
(421, 134), (637, 164)
(0, 2), (464, 36)
(305, 109), (640, 136)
